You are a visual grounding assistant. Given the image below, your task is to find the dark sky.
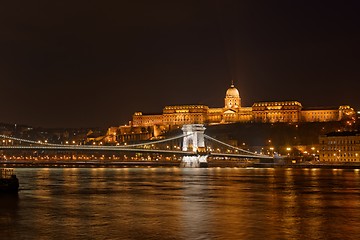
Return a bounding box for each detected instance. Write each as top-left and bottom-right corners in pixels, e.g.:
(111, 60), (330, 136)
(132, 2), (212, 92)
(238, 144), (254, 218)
(0, 0), (359, 128)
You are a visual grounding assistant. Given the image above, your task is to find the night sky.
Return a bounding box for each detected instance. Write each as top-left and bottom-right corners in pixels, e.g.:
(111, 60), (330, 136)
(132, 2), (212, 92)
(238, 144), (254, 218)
(0, 0), (359, 128)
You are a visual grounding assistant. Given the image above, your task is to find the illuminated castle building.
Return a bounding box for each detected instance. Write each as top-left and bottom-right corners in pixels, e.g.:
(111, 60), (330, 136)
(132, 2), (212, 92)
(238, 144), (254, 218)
(130, 82), (355, 127)
(104, 82), (355, 144)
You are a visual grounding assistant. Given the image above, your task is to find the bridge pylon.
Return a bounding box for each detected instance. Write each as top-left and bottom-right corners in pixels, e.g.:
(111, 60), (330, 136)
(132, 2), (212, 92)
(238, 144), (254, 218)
(180, 124), (208, 168)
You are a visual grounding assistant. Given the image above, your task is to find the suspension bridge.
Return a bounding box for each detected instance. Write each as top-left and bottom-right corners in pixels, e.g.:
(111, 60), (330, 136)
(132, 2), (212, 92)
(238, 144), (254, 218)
(0, 124), (274, 167)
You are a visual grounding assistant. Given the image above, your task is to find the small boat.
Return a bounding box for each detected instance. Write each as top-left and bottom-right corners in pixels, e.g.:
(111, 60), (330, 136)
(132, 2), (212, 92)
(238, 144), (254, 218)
(0, 168), (19, 193)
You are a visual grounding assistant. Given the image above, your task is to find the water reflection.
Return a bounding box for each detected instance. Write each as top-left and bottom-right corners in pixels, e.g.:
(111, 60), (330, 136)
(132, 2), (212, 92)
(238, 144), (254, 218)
(0, 193), (19, 239)
(4, 168), (360, 239)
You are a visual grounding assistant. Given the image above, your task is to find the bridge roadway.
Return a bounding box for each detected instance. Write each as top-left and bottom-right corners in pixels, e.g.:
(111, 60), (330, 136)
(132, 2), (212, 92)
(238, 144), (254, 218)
(0, 145), (273, 159)
(0, 145), (187, 155)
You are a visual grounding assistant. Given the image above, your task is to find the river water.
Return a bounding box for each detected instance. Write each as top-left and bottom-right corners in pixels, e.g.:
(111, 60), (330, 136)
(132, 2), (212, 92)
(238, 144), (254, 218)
(1, 167), (360, 240)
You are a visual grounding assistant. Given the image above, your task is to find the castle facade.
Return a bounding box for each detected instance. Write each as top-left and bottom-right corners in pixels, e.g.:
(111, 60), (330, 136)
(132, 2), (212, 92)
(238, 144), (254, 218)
(130, 83), (355, 127)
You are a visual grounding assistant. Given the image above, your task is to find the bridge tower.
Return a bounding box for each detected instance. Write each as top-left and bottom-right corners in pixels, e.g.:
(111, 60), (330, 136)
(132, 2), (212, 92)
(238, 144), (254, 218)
(180, 124), (208, 168)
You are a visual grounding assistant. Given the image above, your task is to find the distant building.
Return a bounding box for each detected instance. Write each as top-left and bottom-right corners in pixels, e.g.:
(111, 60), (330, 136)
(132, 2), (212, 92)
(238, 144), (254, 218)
(130, 82), (356, 127)
(319, 131), (360, 162)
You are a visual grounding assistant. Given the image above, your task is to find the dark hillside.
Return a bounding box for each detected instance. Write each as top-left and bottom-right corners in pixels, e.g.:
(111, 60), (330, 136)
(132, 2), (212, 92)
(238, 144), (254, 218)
(204, 121), (349, 147)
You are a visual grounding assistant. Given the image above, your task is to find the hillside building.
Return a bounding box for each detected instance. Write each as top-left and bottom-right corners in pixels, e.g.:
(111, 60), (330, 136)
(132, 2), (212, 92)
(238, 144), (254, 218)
(130, 82), (355, 127)
(319, 131), (360, 162)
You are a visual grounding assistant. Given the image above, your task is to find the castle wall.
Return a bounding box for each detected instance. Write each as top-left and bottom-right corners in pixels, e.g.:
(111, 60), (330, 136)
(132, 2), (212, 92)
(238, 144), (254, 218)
(301, 109), (339, 122)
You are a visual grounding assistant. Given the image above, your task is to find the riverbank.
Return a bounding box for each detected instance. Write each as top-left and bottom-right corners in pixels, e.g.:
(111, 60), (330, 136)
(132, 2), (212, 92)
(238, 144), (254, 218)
(256, 163), (360, 169)
(0, 161), (180, 168)
(2, 160), (360, 169)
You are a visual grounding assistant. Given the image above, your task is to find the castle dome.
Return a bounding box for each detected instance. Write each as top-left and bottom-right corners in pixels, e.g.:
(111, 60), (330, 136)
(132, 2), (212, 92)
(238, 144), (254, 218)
(226, 83), (240, 98)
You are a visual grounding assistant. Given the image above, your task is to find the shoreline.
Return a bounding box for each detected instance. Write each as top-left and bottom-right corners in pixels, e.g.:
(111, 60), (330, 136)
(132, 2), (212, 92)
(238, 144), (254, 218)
(251, 163), (360, 169)
(0, 161), (180, 168)
(2, 161), (360, 169)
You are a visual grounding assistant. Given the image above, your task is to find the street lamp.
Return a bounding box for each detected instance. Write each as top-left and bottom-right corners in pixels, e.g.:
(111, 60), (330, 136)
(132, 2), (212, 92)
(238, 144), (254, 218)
(286, 147), (291, 157)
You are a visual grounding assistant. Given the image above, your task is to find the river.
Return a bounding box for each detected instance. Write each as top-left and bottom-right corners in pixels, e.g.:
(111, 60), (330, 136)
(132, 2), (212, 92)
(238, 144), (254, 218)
(1, 167), (360, 239)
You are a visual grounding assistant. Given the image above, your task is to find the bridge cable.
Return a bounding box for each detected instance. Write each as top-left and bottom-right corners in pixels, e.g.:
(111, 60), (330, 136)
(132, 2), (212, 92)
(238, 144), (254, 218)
(0, 133), (190, 149)
(204, 134), (267, 157)
(0, 134), (60, 146)
(114, 133), (190, 148)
